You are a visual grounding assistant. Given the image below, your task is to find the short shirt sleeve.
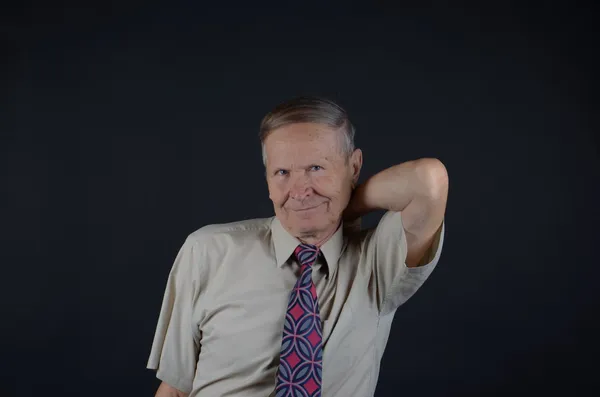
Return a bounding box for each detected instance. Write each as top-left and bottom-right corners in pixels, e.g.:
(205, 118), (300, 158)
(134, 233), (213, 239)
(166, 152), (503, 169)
(366, 211), (445, 315)
(146, 236), (204, 393)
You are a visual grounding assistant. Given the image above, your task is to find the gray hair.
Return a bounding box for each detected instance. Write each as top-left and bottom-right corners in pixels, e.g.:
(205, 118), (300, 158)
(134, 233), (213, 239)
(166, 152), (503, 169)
(259, 96), (356, 165)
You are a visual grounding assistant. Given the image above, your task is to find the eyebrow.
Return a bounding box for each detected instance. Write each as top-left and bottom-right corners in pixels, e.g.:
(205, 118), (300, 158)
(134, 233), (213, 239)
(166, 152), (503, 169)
(272, 161), (327, 170)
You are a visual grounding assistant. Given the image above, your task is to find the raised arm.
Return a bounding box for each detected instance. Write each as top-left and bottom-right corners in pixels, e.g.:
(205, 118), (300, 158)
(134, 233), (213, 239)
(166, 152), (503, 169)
(344, 157), (448, 267)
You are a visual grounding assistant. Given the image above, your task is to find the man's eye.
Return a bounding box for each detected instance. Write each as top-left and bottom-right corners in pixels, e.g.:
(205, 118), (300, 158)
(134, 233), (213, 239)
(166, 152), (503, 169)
(276, 170), (288, 176)
(310, 165), (322, 171)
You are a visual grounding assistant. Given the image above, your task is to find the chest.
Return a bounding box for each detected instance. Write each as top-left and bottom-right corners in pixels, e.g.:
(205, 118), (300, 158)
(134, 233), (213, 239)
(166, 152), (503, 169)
(193, 250), (379, 378)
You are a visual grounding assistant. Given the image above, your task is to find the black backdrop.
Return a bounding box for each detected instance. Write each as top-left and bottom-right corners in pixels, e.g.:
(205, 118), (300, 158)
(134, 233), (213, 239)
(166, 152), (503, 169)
(1, 2), (598, 396)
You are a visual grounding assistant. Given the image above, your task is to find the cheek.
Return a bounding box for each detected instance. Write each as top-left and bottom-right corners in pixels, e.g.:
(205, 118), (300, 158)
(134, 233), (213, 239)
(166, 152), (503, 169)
(315, 176), (344, 198)
(267, 181), (285, 205)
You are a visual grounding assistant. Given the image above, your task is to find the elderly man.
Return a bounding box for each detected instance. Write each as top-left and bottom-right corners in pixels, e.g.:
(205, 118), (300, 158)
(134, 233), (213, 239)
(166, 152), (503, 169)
(147, 97), (448, 397)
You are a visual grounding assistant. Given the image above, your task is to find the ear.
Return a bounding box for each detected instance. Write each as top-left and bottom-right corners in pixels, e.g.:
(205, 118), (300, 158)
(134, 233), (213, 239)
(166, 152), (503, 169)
(350, 148), (362, 185)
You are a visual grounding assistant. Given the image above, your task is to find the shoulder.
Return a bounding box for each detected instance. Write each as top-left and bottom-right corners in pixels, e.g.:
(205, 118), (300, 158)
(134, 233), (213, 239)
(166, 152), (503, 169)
(169, 217), (274, 280)
(342, 211), (406, 265)
(344, 211), (412, 267)
(186, 216), (274, 252)
(349, 211), (406, 246)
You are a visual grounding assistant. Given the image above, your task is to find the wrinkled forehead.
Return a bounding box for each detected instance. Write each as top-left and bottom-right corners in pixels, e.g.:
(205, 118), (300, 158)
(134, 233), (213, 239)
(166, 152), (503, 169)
(264, 123), (346, 166)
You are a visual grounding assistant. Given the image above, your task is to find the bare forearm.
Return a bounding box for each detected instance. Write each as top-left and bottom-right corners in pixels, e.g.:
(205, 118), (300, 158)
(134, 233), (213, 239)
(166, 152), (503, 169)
(345, 158), (447, 233)
(155, 382), (189, 397)
(346, 159), (427, 218)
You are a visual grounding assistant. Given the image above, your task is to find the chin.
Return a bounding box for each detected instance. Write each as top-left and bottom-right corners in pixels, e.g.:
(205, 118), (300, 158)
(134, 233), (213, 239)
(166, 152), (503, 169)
(278, 205), (338, 234)
(294, 216), (334, 234)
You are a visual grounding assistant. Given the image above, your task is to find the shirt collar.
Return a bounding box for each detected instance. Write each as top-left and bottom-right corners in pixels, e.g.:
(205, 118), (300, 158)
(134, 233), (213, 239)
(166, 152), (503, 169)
(270, 217), (344, 269)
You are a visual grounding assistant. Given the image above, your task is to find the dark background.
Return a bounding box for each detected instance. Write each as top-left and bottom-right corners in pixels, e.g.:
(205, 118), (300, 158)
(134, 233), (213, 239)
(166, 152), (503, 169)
(1, 1), (598, 396)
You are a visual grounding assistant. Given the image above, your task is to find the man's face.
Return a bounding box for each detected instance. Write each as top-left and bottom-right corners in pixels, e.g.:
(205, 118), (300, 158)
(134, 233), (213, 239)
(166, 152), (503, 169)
(264, 122), (362, 241)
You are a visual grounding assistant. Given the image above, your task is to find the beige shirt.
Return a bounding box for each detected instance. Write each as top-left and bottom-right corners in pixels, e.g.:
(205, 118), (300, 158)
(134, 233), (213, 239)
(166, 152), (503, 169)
(147, 211), (445, 397)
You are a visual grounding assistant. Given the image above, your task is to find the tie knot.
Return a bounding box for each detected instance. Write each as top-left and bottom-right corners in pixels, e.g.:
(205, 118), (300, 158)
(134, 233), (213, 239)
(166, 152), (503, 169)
(294, 243), (319, 266)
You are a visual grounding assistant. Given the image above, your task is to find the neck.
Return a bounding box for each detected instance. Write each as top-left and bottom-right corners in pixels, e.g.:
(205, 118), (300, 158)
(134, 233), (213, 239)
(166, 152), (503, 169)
(297, 220), (341, 247)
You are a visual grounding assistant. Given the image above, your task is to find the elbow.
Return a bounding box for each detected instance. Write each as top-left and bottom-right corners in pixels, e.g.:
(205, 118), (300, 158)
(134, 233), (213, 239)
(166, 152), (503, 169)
(415, 158), (449, 200)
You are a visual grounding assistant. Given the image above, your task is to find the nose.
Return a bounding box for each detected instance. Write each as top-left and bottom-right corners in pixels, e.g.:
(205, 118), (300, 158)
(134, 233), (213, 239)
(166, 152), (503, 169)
(289, 173), (312, 201)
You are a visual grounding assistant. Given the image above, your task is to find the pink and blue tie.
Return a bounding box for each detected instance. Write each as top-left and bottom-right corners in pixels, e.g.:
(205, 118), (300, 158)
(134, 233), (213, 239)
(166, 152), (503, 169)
(275, 243), (323, 397)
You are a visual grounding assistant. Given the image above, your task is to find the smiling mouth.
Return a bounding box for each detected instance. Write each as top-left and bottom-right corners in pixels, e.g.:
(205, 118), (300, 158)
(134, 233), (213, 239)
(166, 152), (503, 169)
(289, 203), (324, 212)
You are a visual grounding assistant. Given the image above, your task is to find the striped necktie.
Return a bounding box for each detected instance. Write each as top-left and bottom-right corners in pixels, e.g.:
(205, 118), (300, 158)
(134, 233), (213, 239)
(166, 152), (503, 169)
(275, 243), (323, 397)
